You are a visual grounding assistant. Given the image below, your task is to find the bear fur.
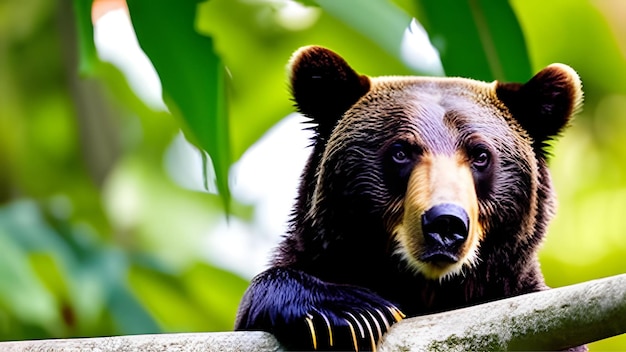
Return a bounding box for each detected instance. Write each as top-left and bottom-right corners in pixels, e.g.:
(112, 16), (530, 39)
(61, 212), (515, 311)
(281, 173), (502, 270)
(235, 46), (584, 351)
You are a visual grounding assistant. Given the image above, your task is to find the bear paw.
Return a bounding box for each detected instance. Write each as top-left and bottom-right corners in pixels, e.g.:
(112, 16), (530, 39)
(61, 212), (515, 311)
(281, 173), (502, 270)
(235, 268), (405, 351)
(303, 304), (405, 351)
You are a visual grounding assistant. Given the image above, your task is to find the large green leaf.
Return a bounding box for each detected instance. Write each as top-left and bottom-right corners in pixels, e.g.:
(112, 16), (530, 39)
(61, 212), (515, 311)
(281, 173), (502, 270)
(314, 0), (411, 60)
(406, 0), (531, 82)
(197, 0), (414, 160)
(126, 0), (231, 210)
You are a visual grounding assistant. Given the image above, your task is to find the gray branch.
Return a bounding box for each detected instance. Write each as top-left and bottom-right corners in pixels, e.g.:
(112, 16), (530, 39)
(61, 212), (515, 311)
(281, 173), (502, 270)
(379, 273), (626, 351)
(1, 274), (625, 351)
(0, 332), (282, 352)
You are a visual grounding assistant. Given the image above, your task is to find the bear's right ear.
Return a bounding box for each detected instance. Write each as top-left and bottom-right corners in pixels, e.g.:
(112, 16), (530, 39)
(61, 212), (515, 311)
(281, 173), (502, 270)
(289, 46), (371, 138)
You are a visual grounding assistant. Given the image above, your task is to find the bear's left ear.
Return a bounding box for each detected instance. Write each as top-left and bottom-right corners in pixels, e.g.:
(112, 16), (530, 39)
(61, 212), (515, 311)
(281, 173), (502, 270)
(289, 46), (371, 138)
(495, 64), (583, 152)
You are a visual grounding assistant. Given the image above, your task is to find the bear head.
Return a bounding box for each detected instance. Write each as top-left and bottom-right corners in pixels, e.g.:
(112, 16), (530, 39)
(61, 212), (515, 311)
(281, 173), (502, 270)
(285, 46), (582, 282)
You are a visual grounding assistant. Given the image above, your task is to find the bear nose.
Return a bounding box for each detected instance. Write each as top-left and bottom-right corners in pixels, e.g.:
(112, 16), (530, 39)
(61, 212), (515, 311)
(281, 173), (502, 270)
(421, 204), (469, 254)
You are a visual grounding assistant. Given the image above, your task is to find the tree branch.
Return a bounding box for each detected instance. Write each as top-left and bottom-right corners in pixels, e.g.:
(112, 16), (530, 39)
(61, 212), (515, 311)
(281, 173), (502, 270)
(1, 274), (625, 351)
(379, 273), (626, 351)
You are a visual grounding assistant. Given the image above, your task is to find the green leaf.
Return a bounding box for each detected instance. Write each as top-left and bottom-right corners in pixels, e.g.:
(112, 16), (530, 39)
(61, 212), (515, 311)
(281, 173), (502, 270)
(0, 232), (61, 333)
(73, 247), (161, 335)
(408, 0), (531, 82)
(71, 0), (98, 76)
(126, 0), (231, 210)
(108, 281), (162, 335)
(196, 0), (414, 160)
(181, 263), (248, 330)
(128, 264), (219, 332)
(314, 0), (411, 60)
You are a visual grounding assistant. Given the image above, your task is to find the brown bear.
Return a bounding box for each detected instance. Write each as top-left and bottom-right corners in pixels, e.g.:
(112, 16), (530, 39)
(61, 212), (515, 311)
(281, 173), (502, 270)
(235, 45), (583, 351)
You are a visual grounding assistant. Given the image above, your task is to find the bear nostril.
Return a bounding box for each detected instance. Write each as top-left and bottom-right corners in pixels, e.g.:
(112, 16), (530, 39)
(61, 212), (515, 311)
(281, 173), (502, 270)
(421, 204), (470, 251)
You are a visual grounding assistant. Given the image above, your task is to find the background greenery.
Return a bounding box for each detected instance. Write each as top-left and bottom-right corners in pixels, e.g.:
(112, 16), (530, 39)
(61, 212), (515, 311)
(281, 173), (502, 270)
(1, 0), (625, 350)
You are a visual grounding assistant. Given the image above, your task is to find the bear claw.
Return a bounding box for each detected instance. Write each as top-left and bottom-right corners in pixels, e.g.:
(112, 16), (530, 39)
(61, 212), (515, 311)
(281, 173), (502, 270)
(388, 305), (406, 322)
(305, 305), (405, 351)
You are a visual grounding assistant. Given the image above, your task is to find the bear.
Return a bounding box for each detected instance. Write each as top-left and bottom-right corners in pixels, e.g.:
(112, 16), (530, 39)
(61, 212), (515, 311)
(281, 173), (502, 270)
(234, 45), (583, 351)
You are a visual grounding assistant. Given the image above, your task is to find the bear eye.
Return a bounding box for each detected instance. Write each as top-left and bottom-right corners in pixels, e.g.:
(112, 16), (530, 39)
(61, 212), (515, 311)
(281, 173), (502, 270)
(470, 147), (491, 171)
(390, 143), (411, 164)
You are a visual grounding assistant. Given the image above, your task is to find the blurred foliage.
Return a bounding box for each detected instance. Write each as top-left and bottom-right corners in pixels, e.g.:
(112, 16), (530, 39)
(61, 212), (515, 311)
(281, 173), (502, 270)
(405, 0), (532, 81)
(0, 0), (625, 350)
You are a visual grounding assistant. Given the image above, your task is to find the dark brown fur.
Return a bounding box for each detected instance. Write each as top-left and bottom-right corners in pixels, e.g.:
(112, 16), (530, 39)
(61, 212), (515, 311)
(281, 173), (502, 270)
(236, 46), (584, 351)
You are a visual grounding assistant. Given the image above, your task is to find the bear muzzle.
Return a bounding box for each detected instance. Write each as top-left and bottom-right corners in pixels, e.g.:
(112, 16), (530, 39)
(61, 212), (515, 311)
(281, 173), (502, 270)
(392, 152), (482, 280)
(420, 203), (470, 265)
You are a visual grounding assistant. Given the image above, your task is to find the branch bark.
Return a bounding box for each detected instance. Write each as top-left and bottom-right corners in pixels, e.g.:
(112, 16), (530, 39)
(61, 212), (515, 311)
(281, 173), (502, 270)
(379, 273), (626, 351)
(1, 274), (625, 351)
(0, 331), (281, 352)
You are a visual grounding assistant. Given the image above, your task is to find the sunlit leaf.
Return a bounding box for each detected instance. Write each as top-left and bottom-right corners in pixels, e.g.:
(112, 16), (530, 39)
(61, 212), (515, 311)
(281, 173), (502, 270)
(407, 0), (531, 82)
(181, 263), (248, 329)
(71, 0), (99, 75)
(126, 0), (231, 210)
(512, 0), (626, 99)
(128, 260), (247, 332)
(129, 265), (220, 332)
(29, 254), (70, 306)
(314, 0), (411, 60)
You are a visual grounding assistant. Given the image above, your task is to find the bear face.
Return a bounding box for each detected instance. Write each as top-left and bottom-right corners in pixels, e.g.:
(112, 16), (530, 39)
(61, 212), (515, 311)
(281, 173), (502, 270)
(312, 77), (533, 281)
(287, 46), (581, 283)
(235, 46), (583, 351)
